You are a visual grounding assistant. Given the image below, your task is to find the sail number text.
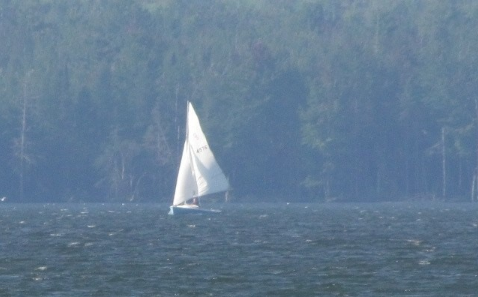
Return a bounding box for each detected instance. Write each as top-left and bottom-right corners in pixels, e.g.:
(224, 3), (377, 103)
(196, 145), (208, 153)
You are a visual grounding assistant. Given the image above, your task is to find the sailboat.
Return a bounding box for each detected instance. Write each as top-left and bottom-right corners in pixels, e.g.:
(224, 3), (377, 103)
(169, 101), (230, 215)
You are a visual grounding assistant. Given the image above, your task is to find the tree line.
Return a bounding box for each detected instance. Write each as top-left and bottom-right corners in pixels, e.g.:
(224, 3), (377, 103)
(1, 0), (477, 203)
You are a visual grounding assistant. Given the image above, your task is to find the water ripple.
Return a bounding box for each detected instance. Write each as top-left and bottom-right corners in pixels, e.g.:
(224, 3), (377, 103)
(0, 203), (476, 296)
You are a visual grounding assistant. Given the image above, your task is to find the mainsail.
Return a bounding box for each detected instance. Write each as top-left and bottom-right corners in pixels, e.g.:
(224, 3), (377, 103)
(172, 102), (229, 206)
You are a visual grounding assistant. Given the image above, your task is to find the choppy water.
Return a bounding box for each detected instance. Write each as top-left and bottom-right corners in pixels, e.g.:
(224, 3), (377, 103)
(0, 202), (477, 296)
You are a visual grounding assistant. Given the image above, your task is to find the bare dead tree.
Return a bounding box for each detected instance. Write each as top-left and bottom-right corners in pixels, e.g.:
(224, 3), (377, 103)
(13, 70), (38, 201)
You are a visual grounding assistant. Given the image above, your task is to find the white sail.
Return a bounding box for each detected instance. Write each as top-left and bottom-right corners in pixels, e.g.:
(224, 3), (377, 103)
(172, 138), (196, 205)
(172, 102), (229, 206)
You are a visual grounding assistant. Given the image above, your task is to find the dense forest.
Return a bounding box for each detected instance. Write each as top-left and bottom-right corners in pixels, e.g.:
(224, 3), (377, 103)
(1, 0), (478, 203)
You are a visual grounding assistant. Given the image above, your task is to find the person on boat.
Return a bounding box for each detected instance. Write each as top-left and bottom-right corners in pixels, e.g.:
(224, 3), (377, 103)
(191, 197), (199, 206)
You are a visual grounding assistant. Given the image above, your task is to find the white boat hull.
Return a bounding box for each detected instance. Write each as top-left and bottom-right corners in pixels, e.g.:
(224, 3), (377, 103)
(169, 205), (221, 215)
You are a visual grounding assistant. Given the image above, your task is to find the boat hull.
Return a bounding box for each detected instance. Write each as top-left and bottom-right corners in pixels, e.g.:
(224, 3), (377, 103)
(169, 205), (221, 215)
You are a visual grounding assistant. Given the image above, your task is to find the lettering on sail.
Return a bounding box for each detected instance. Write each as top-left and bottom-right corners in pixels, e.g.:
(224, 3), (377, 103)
(197, 145), (208, 153)
(192, 133), (200, 141)
(191, 132), (208, 153)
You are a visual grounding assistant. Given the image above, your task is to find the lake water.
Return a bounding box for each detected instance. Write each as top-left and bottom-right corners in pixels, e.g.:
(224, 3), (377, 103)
(0, 202), (477, 296)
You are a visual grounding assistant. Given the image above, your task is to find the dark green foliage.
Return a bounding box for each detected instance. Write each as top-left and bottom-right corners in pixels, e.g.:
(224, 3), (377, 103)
(0, 0), (477, 202)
